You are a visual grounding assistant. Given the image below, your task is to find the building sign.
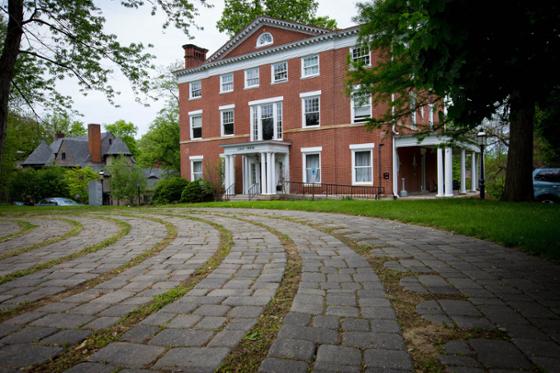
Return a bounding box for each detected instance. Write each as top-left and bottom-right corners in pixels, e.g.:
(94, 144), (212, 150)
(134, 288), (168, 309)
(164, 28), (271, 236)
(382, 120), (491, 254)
(236, 145), (255, 152)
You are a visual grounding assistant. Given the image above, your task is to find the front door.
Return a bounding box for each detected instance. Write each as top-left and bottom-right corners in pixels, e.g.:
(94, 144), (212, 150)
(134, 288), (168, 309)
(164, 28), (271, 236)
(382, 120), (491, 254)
(247, 157), (261, 193)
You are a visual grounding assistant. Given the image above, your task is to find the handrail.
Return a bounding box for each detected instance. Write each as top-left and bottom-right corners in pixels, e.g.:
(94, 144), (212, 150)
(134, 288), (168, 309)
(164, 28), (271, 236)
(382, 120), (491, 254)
(223, 183), (235, 201)
(280, 180), (383, 200)
(248, 183), (260, 201)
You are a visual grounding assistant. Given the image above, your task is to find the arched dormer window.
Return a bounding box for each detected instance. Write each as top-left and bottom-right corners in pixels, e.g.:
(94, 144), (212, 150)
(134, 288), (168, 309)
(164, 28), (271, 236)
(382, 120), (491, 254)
(256, 32), (273, 48)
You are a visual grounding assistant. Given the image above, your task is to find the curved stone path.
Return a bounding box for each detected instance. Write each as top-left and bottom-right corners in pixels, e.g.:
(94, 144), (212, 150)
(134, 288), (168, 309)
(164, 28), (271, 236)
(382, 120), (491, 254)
(0, 220), (24, 239)
(0, 217), (73, 254)
(0, 208), (557, 373)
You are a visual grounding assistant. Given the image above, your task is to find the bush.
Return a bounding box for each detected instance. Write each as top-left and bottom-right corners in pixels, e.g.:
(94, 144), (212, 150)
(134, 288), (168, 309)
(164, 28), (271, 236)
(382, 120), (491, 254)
(181, 179), (214, 203)
(9, 167), (69, 203)
(152, 176), (188, 204)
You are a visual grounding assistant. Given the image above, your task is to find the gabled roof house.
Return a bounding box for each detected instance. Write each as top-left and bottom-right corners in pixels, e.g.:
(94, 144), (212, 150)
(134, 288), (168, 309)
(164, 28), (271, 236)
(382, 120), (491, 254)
(175, 17), (480, 198)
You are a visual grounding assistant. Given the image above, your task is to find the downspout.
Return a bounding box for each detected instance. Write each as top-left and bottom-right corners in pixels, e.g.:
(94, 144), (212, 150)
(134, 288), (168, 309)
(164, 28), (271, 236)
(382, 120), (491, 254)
(391, 93), (400, 198)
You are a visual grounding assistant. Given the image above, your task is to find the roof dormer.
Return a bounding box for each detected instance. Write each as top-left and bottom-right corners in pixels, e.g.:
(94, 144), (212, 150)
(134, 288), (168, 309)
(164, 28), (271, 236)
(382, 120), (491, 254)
(256, 32), (273, 48)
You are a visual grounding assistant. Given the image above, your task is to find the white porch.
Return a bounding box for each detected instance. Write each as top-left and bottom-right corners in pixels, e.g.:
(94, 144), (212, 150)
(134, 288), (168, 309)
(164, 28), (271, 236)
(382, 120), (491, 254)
(393, 135), (481, 198)
(221, 141), (290, 195)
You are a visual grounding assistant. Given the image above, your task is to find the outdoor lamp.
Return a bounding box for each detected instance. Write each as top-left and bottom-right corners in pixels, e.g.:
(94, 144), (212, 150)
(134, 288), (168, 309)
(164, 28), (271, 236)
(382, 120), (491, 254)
(476, 131), (487, 200)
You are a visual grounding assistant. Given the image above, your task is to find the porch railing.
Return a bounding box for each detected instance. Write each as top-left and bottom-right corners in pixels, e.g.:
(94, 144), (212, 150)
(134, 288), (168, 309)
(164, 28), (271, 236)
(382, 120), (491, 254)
(248, 183), (260, 201)
(280, 180), (383, 200)
(223, 183), (235, 201)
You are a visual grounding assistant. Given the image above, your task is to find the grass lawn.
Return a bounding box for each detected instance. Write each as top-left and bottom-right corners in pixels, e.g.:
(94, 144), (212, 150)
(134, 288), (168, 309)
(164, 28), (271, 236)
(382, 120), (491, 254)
(180, 199), (560, 260)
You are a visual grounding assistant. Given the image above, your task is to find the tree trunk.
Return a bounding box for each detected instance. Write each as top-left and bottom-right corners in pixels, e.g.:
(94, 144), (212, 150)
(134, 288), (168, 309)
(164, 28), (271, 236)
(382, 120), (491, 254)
(0, 0), (24, 163)
(503, 91), (535, 201)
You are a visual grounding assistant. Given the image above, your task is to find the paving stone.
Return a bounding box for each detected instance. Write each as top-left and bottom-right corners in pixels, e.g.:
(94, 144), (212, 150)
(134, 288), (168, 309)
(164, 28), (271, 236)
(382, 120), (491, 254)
(193, 304), (231, 317)
(268, 338), (315, 361)
(41, 328), (91, 346)
(342, 318), (370, 331)
(468, 339), (533, 369)
(259, 357), (308, 373)
(316, 345), (361, 366)
(122, 325), (160, 343)
(194, 316), (227, 329)
(207, 329), (247, 347)
(278, 324), (338, 344)
(313, 315), (339, 329)
(31, 313), (94, 328)
(364, 349), (413, 370)
(153, 347), (230, 370)
(65, 362), (115, 373)
(343, 332), (405, 350)
(0, 326), (57, 344)
(90, 342), (165, 367)
(149, 329), (213, 347)
(0, 343), (63, 368)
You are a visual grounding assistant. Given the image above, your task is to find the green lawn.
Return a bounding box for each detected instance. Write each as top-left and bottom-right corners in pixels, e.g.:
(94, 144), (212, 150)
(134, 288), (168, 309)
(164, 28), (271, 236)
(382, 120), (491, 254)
(1, 199), (558, 260)
(183, 199), (560, 260)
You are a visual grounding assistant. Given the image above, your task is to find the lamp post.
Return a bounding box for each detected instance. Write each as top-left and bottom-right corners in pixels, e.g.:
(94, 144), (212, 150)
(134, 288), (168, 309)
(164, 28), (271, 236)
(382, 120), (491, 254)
(476, 131), (487, 200)
(99, 171), (104, 206)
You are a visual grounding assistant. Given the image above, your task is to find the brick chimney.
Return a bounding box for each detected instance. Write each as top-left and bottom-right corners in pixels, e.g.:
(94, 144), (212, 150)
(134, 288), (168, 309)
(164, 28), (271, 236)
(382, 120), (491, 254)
(182, 44), (208, 69)
(88, 123), (102, 163)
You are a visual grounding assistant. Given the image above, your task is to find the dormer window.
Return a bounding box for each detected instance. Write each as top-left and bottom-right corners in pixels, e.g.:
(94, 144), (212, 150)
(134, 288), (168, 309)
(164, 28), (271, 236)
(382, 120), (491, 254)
(61, 152), (66, 160)
(256, 32), (273, 48)
(109, 138), (112, 145)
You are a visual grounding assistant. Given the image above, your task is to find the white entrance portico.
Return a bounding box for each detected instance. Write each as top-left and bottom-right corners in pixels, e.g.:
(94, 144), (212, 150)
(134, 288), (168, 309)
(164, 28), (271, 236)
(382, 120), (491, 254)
(221, 140), (290, 195)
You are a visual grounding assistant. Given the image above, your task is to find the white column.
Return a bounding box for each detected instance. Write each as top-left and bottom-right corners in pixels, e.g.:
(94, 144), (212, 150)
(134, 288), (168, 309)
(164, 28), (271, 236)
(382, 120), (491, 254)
(392, 138), (399, 196)
(444, 147), (453, 197)
(266, 152), (273, 194)
(270, 153), (276, 194)
(284, 153), (290, 194)
(420, 148), (426, 192)
(224, 155), (231, 191)
(436, 147), (444, 197)
(260, 152), (267, 194)
(471, 152), (477, 191)
(229, 155), (235, 194)
(242, 156), (247, 194)
(460, 149), (466, 194)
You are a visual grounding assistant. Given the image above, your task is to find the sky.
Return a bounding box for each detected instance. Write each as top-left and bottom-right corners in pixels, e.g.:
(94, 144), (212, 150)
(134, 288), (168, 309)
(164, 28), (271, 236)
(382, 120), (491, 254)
(54, 0), (360, 136)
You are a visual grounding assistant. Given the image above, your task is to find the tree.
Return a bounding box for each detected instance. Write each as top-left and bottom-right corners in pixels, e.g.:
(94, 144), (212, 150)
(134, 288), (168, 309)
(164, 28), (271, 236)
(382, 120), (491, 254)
(9, 166), (68, 203)
(64, 166), (98, 203)
(0, 1), (206, 165)
(107, 156), (146, 205)
(351, 0), (560, 201)
(43, 112), (86, 140)
(137, 103), (180, 171)
(217, 0), (337, 36)
(105, 120), (138, 156)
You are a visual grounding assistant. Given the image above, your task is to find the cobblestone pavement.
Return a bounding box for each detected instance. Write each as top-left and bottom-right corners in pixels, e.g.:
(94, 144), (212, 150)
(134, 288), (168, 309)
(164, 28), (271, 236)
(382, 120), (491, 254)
(0, 215), (163, 311)
(0, 217), (73, 255)
(0, 220), (21, 238)
(0, 208), (558, 373)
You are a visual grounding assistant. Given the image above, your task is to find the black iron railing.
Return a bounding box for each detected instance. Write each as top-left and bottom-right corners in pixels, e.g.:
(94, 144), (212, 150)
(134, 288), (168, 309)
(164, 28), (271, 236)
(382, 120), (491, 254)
(248, 183), (260, 201)
(280, 180), (383, 200)
(223, 183), (235, 201)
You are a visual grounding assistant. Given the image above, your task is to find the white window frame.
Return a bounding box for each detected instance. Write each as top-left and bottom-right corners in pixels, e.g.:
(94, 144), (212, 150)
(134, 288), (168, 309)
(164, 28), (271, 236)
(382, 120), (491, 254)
(189, 155), (203, 181)
(271, 61), (288, 84)
(220, 104), (235, 137)
(189, 109), (203, 140)
(249, 97), (283, 142)
(350, 143), (375, 186)
(256, 32), (273, 48)
(350, 45), (371, 67)
(301, 146), (322, 184)
(244, 67), (260, 89)
(300, 90), (321, 128)
(428, 103), (434, 129)
(220, 73), (234, 93)
(351, 87), (372, 124)
(410, 93), (417, 128)
(189, 80), (201, 100)
(301, 54), (320, 78)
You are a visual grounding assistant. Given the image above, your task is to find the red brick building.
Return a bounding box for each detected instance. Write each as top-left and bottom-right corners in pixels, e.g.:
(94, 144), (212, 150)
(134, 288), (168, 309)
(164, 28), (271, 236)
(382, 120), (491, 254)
(175, 17), (480, 198)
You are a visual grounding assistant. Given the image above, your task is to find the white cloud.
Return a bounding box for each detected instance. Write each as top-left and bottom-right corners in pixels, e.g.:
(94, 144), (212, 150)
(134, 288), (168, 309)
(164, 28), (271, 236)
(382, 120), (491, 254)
(54, 0), (358, 136)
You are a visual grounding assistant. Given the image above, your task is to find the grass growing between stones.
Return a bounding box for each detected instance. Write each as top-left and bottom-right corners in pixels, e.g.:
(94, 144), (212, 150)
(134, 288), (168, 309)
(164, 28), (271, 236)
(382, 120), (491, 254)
(183, 199), (560, 260)
(32, 215), (232, 373)
(0, 217), (83, 261)
(0, 219), (37, 243)
(214, 215), (302, 373)
(0, 217), (129, 287)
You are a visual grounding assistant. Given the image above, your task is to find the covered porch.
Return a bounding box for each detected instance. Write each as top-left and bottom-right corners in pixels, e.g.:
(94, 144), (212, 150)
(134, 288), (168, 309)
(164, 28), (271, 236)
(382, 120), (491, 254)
(393, 135), (480, 198)
(221, 141), (290, 196)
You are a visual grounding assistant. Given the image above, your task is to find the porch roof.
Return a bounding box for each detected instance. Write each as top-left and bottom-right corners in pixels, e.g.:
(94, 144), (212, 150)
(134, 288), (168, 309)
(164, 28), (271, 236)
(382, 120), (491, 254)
(395, 135), (479, 152)
(220, 140), (291, 156)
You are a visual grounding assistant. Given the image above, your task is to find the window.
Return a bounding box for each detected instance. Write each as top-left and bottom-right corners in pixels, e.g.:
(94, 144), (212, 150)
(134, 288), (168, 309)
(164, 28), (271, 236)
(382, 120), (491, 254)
(245, 67), (259, 88)
(221, 108), (234, 136)
(271, 61), (288, 83)
(428, 103), (434, 129)
(220, 73), (233, 93)
(301, 147), (322, 184)
(410, 93), (417, 128)
(190, 80), (201, 99)
(535, 169), (560, 182)
(256, 32), (273, 48)
(301, 93), (320, 127)
(350, 144), (374, 185)
(190, 156), (203, 181)
(61, 152), (66, 160)
(249, 97), (283, 141)
(301, 55), (319, 78)
(351, 87), (372, 123)
(189, 110), (202, 139)
(350, 45), (371, 66)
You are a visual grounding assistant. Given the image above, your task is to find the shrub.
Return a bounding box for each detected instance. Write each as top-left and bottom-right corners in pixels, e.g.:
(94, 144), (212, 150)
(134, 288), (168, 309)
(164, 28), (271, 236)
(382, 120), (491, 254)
(9, 167), (69, 203)
(181, 180), (214, 203)
(152, 176), (188, 204)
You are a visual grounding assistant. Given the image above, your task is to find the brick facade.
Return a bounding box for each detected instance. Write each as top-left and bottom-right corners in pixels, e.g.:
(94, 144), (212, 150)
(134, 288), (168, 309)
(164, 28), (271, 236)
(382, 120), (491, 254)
(177, 18), (439, 196)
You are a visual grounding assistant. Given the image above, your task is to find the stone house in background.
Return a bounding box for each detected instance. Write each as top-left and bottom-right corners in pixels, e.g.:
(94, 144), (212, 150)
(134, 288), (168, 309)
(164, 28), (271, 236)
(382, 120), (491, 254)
(175, 17), (481, 198)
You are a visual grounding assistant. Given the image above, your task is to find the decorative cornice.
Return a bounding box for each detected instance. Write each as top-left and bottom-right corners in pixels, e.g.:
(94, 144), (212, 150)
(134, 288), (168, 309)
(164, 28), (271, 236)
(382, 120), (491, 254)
(173, 24), (359, 79)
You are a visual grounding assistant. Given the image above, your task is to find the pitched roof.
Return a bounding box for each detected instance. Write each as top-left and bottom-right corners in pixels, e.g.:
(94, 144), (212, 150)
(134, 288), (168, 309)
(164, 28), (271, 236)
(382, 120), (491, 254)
(106, 137), (132, 155)
(206, 16), (333, 63)
(21, 140), (54, 166)
(174, 21), (359, 78)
